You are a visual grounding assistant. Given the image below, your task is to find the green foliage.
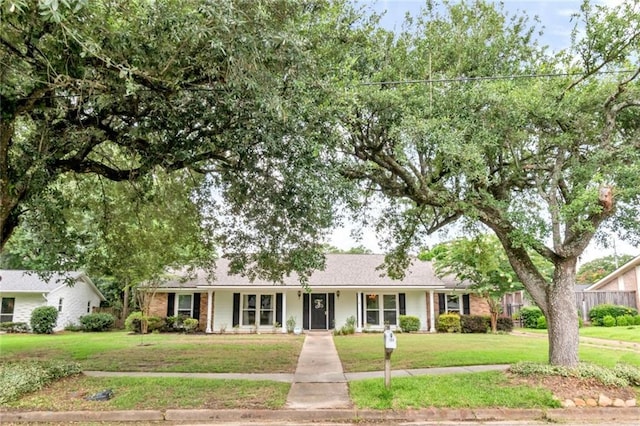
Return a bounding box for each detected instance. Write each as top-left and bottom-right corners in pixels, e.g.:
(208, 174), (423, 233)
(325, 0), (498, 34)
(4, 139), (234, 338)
(0, 361), (81, 404)
(460, 315), (489, 333)
(125, 312), (164, 334)
(616, 315), (629, 327)
(30, 306), (58, 334)
(634, 316), (640, 326)
(334, 316), (356, 336)
(286, 316), (297, 333)
(182, 318), (199, 333)
(613, 364), (640, 386)
(519, 306), (545, 329)
(0, 322), (29, 333)
(496, 317), (514, 333)
(602, 315), (616, 327)
(399, 315), (421, 333)
(536, 316), (547, 330)
(510, 362), (631, 387)
(79, 313), (115, 332)
(436, 313), (461, 333)
(589, 304), (638, 326)
(576, 255), (635, 284)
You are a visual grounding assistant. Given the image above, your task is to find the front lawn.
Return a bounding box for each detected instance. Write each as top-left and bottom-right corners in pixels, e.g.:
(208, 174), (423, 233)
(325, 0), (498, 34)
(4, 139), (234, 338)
(334, 333), (640, 372)
(349, 371), (560, 409)
(0, 331), (304, 373)
(579, 325), (640, 343)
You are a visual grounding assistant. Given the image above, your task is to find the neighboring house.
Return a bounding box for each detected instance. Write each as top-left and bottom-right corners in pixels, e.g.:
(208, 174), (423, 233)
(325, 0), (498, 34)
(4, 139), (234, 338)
(581, 254), (640, 314)
(147, 254), (491, 333)
(0, 270), (106, 331)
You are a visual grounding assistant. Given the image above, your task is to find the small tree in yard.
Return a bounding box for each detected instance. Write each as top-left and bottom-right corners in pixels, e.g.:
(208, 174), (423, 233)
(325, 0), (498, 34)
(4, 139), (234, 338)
(421, 235), (547, 333)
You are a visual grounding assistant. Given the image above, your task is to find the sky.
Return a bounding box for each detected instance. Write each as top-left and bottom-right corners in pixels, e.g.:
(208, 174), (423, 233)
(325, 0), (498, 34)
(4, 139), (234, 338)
(329, 0), (638, 263)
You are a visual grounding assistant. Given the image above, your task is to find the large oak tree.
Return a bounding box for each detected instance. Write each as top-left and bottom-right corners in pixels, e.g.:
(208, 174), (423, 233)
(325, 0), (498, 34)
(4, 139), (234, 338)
(336, 0), (640, 366)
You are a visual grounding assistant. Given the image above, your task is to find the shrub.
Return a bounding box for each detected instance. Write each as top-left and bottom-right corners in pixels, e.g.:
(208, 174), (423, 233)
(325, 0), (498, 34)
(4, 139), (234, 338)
(286, 316), (297, 333)
(0, 361), (81, 404)
(589, 304), (638, 326)
(620, 314), (635, 326)
(616, 315), (629, 327)
(0, 322), (29, 333)
(334, 316), (356, 336)
(519, 306), (544, 328)
(634, 316), (640, 326)
(183, 318), (199, 333)
(613, 364), (640, 386)
(510, 362), (629, 387)
(602, 315), (616, 327)
(125, 312), (165, 333)
(536, 316), (547, 329)
(79, 313), (115, 332)
(399, 315), (420, 333)
(460, 315), (489, 333)
(496, 316), (514, 332)
(30, 306), (58, 334)
(436, 313), (461, 333)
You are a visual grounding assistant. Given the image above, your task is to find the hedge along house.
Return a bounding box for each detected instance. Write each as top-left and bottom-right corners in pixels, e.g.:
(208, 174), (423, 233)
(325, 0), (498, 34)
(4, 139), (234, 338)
(147, 254), (491, 333)
(0, 270), (106, 331)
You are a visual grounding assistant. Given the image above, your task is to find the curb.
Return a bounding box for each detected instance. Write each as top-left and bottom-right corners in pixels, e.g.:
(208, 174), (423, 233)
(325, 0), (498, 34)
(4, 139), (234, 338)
(3, 407), (640, 423)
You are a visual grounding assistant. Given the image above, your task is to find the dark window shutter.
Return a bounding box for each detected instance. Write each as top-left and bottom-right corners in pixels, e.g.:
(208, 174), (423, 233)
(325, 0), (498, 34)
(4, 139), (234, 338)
(328, 293), (335, 329)
(399, 293), (406, 315)
(438, 293), (445, 314)
(303, 293), (310, 330)
(193, 293), (201, 319)
(276, 293), (283, 325)
(360, 293), (365, 325)
(167, 293), (175, 316)
(463, 294), (471, 315)
(232, 293), (240, 327)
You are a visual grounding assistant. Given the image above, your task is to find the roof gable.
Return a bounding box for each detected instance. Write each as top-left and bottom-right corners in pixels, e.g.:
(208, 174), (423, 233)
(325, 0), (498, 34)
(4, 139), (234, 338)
(585, 255), (640, 291)
(0, 270), (105, 301)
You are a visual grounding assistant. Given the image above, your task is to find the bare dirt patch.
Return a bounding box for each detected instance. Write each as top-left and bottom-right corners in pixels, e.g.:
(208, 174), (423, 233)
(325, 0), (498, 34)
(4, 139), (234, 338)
(508, 373), (638, 401)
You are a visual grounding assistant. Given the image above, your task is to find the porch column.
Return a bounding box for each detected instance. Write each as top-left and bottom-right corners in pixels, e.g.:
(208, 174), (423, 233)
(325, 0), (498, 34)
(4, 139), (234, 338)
(459, 293), (465, 316)
(429, 290), (435, 333)
(205, 290), (214, 333)
(356, 291), (363, 332)
(281, 292), (287, 333)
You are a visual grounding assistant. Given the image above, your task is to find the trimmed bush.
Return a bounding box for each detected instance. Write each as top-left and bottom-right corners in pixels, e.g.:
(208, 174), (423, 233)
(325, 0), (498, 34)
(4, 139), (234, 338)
(460, 315), (489, 333)
(183, 318), (199, 333)
(436, 313), (461, 333)
(536, 316), (547, 329)
(125, 312), (165, 333)
(496, 316), (514, 332)
(30, 306), (58, 334)
(0, 361), (81, 404)
(519, 306), (544, 329)
(589, 304), (638, 326)
(79, 313), (115, 332)
(634, 315), (640, 326)
(616, 315), (629, 327)
(399, 315), (420, 333)
(602, 315), (616, 327)
(0, 322), (29, 333)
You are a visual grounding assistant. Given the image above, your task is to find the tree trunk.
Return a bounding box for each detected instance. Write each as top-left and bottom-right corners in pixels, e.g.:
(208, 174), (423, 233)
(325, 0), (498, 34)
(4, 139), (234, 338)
(122, 284), (130, 321)
(544, 260), (580, 367)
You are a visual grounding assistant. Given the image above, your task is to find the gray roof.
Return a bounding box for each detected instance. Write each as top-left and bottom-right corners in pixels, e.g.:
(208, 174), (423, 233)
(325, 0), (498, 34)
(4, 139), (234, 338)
(160, 254), (462, 290)
(0, 270), (105, 301)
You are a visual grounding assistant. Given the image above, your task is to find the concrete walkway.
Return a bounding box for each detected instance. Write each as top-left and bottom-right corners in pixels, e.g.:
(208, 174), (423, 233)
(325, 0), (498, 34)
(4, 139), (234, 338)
(285, 331), (351, 409)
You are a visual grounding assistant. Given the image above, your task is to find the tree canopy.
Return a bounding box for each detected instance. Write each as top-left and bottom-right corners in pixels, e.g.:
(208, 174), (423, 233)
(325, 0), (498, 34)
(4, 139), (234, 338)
(0, 0), (354, 280)
(334, 0), (640, 365)
(576, 254), (636, 284)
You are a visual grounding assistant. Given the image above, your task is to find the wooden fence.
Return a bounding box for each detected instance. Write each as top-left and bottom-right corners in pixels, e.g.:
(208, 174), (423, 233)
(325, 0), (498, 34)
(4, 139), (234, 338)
(575, 291), (638, 320)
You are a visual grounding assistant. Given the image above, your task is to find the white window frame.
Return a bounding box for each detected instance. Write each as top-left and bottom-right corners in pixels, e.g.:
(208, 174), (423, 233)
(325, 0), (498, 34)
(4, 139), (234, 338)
(176, 294), (194, 318)
(365, 293), (398, 327)
(445, 294), (460, 313)
(87, 301), (92, 313)
(0, 297), (15, 323)
(58, 298), (64, 313)
(241, 293), (275, 326)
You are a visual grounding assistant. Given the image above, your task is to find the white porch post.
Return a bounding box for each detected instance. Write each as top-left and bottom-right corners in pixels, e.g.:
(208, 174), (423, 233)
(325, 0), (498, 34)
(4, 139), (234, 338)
(459, 292), (465, 316)
(205, 290), (214, 333)
(356, 291), (363, 332)
(429, 291), (435, 333)
(281, 292), (287, 333)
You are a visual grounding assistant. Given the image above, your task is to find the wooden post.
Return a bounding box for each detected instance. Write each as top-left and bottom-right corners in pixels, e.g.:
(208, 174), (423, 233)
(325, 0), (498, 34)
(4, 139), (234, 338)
(384, 349), (392, 389)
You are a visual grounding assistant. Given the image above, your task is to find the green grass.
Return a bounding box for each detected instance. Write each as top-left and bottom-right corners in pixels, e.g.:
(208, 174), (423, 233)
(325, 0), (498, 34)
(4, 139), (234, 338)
(0, 331), (304, 373)
(3, 375), (289, 410)
(349, 371), (560, 409)
(334, 333), (640, 372)
(579, 325), (640, 343)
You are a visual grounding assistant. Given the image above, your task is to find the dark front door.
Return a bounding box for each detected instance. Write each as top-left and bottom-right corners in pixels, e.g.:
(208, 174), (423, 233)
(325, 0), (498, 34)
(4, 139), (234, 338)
(310, 293), (328, 329)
